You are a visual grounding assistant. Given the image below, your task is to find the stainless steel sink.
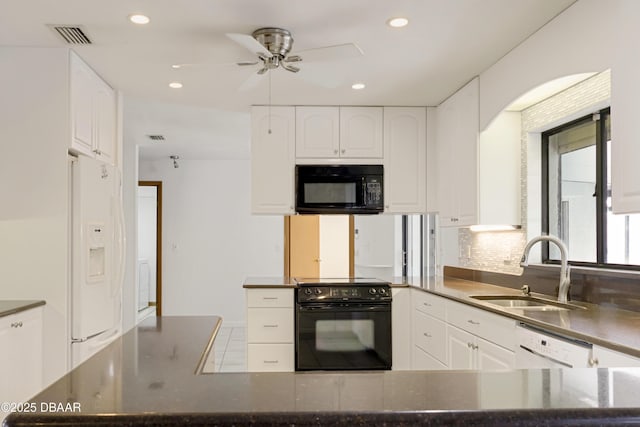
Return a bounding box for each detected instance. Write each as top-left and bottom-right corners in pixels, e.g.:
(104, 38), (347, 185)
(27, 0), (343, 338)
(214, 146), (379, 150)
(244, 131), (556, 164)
(470, 295), (586, 311)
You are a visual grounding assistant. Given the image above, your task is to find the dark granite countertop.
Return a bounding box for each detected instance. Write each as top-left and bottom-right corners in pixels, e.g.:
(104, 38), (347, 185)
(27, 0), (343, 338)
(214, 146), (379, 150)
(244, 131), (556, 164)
(6, 315), (640, 426)
(0, 300), (45, 318)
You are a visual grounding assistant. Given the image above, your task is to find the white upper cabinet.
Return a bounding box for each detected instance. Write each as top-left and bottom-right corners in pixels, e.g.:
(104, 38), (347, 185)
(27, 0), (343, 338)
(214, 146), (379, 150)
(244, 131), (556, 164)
(478, 110), (521, 226)
(611, 1), (640, 214)
(296, 106), (340, 158)
(383, 107), (426, 213)
(70, 52), (116, 165)
(436, 77), (479, 227)
(339, 107), (383, 158)
(251, 106), (296, 214)
(296, 106), (383, 159)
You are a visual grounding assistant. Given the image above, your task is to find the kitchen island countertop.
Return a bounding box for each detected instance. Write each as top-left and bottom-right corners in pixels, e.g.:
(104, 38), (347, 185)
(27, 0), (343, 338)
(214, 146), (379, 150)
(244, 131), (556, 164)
(5, 315), (640, 426)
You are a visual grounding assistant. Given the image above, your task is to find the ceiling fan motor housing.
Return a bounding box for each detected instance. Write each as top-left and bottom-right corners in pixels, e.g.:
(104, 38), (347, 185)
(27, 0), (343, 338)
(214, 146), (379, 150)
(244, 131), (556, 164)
(252, 27), (294, 58)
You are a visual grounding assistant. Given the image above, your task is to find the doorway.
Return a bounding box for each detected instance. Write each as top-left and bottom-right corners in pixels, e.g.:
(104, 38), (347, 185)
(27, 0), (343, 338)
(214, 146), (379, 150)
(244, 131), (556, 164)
(138, 181), (162, 316)
(285, 215), (354, 278)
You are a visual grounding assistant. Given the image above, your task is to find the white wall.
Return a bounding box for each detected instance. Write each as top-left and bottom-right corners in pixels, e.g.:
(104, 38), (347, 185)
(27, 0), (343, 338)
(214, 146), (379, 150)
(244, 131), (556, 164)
(479, 0), (613, 129)
(0, 47), (71, 387)
(138, 158), (282, 325)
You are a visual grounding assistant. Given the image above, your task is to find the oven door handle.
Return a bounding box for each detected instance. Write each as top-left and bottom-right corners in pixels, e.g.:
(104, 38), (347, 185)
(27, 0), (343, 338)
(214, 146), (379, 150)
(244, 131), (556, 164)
(297, 304), (390, 312)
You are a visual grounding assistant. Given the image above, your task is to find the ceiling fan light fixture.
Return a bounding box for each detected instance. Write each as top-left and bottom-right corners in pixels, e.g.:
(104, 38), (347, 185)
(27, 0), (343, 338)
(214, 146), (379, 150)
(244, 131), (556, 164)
(351, 82), (366, 90)
(387, 17), (409, 28)
(129, 14), (150, 25)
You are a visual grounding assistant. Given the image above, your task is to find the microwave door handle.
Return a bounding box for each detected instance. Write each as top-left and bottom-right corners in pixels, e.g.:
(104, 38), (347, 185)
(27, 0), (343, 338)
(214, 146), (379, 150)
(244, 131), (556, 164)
(362, 177), (367, 206)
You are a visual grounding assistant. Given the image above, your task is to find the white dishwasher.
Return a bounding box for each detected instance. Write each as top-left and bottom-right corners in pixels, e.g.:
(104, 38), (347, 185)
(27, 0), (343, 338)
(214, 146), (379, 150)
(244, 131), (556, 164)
(516, 323), (592, 368)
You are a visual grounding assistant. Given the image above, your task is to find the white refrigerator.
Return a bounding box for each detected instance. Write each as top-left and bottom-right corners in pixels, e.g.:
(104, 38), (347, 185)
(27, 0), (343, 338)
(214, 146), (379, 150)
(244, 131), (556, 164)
(69, 155), (125, 369)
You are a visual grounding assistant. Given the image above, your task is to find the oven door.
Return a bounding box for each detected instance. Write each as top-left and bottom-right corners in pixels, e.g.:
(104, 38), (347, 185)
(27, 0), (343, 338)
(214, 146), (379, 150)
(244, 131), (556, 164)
(296, 302), (392, 371)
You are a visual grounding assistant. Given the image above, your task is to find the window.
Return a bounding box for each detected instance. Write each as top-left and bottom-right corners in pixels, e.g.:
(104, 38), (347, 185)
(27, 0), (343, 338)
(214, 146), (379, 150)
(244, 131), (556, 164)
(543, 108), (640, 267)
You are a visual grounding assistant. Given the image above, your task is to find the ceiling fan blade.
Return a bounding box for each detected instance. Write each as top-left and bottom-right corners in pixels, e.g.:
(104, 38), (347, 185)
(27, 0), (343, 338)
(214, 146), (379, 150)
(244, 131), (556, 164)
(238, 71), (266, 92)
(292, 43), (363, 63)
(226, 33), (273, 58)
(237, 61), (259, 66)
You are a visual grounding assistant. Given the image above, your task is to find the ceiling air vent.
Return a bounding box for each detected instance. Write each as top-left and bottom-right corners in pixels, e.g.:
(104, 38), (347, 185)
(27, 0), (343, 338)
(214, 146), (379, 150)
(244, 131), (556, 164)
(147, 135), (166, 142)
(50, 25), (92, 45)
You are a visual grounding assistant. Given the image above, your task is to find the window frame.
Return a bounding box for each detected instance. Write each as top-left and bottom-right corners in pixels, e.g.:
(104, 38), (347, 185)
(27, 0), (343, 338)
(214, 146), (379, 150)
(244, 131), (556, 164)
(541, 107), (638, 270)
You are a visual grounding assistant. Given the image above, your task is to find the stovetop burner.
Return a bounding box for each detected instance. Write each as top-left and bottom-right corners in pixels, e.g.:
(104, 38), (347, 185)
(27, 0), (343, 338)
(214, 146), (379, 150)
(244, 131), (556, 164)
(294, 277), (390, 287)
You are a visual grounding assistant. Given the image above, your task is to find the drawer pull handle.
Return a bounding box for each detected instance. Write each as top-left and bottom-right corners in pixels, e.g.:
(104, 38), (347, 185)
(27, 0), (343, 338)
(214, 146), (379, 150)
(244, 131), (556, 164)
(262, 297), (278, 300)
(423, 302), (431, 307)
(263, 324), (279, 328)
(467, 320), (480, 325)
(423, 333), (432, 338)
(264, 360), (279, 364)
(11, 321), (23, 328)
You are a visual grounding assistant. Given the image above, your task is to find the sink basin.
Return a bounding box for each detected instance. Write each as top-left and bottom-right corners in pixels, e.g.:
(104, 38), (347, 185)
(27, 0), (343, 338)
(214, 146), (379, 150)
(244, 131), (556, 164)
(470, 295), (586, 311)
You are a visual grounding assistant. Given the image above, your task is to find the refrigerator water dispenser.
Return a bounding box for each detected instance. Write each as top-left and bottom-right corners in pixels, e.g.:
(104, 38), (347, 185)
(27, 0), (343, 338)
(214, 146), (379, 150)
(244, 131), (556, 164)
(87, 224), (106, 281)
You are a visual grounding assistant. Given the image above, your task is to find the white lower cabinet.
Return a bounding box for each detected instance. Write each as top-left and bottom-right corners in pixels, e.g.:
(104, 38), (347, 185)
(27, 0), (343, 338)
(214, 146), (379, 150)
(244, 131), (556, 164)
(0, 306), (43, 406)
(446, 324), (515, 370)
(590, 345), (640, 368)
(246, 289), (294, 372)
(410, 289), (448, 370)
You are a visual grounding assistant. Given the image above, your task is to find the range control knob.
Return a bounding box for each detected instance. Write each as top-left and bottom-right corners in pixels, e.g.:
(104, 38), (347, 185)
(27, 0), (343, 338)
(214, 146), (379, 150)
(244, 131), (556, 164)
(304, 288), (312, 295)
(379, 288), (387, 295)
(369, 288), (377, 295)
(314, 288), (323, 295)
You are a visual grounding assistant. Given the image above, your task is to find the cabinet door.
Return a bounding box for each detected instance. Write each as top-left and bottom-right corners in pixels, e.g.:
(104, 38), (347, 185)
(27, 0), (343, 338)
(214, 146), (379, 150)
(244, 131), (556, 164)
(447, 325), (475, 370)
(611, 1), (640, 214)
(4, 307), (43, 403)
(591, 345), (640, 368)
(94, 79), (116, 164)
(70, 54), (95, 156)
(476, 337), (514, 370)
(436, 78), (479, 226)
(413, 345), (447, 370)
(383, 107), (426, 213)
(296, 106), (340, 158)
(251, 106), (295, 214)
(339, 107), (383, 158)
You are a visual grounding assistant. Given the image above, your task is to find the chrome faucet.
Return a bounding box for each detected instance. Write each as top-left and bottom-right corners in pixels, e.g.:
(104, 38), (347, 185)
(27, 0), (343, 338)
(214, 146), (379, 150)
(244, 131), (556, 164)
(520, 235), (571, 304)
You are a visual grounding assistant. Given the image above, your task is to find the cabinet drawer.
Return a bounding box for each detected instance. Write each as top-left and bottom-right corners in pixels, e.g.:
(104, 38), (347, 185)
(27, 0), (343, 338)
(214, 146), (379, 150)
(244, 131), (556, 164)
(412, 289), (446, 320)
(412, 310), (447, 363)
(247, 289), (294, 308)
(248, 344), (294, 371)
(446, 301), (514, 350)
(247, 308), (293, 343)
(412, 345), (447, 370)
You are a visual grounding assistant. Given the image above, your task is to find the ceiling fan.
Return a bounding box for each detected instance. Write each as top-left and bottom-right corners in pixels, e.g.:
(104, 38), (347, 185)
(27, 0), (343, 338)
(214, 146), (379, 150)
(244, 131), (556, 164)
(225, 27), (363, 90)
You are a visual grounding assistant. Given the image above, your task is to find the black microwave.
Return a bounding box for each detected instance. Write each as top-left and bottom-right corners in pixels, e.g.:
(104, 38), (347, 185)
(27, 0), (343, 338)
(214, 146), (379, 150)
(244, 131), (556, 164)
(295, 165), (383, 214)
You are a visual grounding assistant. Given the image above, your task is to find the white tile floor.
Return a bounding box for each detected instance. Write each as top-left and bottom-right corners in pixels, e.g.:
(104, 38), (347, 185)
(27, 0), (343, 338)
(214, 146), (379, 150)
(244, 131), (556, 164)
(210, 326), (247, 372)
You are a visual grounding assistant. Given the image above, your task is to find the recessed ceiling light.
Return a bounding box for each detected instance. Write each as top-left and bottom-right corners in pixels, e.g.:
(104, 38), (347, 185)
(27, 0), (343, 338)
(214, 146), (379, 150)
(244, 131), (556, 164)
(387, 17), (409, 28)
(171, 64), (181, 69)
(169, 82), (183, 89)
(129, 14), (150, 25)
(351, 83), (366, 90)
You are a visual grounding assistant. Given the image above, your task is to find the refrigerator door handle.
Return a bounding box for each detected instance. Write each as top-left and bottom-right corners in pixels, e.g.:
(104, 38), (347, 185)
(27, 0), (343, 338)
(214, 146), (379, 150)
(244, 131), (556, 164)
(112, 169), (126, 300)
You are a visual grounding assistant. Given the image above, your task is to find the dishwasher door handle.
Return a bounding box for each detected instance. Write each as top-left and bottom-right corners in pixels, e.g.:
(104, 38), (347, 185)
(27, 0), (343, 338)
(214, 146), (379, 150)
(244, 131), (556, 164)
(519, 344), (573, 368)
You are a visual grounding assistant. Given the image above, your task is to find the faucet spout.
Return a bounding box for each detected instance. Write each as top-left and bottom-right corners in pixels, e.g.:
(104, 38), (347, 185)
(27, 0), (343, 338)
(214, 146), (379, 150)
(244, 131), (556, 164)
(520, 235), (571, 303)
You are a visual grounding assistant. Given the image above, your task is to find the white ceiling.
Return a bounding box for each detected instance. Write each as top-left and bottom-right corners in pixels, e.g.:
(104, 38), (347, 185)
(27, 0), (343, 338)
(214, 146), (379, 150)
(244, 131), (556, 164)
(1, 0), (578, 159)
